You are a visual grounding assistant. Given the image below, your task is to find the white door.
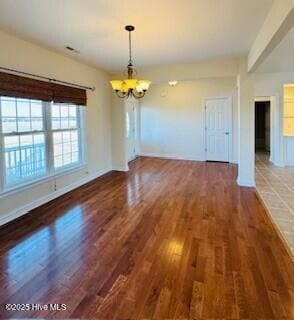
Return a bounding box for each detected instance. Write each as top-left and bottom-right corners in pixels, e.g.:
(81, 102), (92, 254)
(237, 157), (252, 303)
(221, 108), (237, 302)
(126, 101), (137, 162)
(205, 98), (230, 162)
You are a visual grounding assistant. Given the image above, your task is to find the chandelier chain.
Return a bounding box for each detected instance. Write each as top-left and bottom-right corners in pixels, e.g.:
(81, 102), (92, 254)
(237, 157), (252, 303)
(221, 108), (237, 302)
(128, 30), (132, 65)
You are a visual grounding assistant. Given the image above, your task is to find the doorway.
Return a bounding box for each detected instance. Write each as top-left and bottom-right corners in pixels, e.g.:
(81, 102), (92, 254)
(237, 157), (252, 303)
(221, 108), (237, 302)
(204, 97), (231, 162)
(126, 100), (138, 162)
(255, 101), (270, 153)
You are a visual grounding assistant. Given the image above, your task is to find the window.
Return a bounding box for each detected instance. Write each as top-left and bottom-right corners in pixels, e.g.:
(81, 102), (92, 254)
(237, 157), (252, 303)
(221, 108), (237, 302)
(126, 111), (130, 138)
(51, 103), (81, 169)
(284, 85), (294, 136)
(0, 97), (85, 190)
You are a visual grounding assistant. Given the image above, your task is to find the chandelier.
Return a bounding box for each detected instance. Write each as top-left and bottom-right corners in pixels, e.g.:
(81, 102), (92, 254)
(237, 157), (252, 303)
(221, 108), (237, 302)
(110, 25), (151, 99)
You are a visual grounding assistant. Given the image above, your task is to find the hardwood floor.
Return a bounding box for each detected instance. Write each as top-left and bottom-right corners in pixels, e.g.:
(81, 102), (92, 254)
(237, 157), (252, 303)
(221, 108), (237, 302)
(0, 157), (293, 319)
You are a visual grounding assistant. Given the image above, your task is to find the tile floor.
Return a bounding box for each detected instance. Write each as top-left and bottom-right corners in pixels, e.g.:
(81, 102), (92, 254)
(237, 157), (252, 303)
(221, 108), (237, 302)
(255, 152), (294, 253)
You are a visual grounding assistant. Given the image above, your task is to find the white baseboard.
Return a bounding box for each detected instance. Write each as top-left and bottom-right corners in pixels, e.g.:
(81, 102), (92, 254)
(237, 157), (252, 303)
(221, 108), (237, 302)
(285, 160), (294, 166)
(139, 152), (238, 164)
(112, 165), (129, 172)
(273, 161), (285, 167)
(139, 152), (205, 162)
(0, 167), (112, 227)
(237, 176), (255, 188)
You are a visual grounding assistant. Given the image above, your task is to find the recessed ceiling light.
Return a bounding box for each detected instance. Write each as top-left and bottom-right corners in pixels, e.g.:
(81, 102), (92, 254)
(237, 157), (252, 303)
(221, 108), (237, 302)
(168, 81), (178, 86)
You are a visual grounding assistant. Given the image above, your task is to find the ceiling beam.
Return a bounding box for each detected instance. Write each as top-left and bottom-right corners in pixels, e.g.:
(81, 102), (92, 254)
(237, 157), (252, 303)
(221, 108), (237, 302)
(248, 0), (294, 72)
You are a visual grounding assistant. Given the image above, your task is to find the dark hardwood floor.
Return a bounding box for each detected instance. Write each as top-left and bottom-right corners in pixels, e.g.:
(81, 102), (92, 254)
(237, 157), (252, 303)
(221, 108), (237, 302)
(0, 157), (293, 319)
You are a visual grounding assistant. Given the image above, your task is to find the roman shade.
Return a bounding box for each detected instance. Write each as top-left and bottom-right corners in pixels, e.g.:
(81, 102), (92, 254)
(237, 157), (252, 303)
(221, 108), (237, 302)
(52, 83), (87, 105)
(0, 71), (87, 105)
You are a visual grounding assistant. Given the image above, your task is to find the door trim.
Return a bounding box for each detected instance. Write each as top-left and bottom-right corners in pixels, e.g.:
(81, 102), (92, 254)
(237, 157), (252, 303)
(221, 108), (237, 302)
(202, 96), (233, 163)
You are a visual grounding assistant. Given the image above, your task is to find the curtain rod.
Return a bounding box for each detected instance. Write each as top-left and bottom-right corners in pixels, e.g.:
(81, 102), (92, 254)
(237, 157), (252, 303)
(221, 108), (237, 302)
(0, 66), (96, 91)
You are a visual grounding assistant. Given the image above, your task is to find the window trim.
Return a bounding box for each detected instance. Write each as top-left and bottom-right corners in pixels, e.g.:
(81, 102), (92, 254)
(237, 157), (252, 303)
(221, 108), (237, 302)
(0, 162), (87, 198)
(0, 100), (5, 191)
(0, 98), (86, 195)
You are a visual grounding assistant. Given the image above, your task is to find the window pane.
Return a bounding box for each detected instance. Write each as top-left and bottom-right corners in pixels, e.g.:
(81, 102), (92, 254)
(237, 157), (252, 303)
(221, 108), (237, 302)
(71, 130), (78, 141)
(63, 142), (71, 154)
(1, 98), (17, 133)
(72, 141), (78, 153)
(33, 133), (46, 174)
(17, 100), (31, 132)
(126, 111), (130, 138)
(72, 152), (79, 162)
(69, 106), (77, 128)
(60, 105), (69, 129)
(4, 136), (21, 184)
(51, 104), (61, 129)
(54, 143), (62, 156)
(2, 118), (17, 133)
(1, 98), (45, 134)
(1, 98), (16, 116)
(20, 135), (34, 177)
(54, 131), (62, 143)
(53, 129), (80, 169)
(51, 103), (78, 130)
(63, 153), (71, 166)
(63, 131), (70, 142)
(4, 133), (46, 185)
(31, 101), (43, 131)
(17, 99), (30, 116)
(54, 156), (63, 168)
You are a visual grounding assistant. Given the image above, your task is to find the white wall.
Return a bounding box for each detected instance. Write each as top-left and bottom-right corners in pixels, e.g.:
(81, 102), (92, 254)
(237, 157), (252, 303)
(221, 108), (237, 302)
(111, 95), (128, 171)
(136, 57), (240, 83)
(139, 78), (238, 162)
(237, 61), (255, 187)
(0, 30), (112, 224)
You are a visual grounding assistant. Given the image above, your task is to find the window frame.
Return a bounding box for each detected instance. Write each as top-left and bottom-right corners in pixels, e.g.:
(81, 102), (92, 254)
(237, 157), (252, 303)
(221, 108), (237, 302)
(1, 98), (47, 187)
(0, 98), (86, 195)
(283, 99), (294, 136)
(49, 102), (85, 172)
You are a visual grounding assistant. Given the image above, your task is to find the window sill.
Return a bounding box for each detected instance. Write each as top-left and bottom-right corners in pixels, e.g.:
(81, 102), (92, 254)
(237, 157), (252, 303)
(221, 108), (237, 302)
(0, 162), (87, 198)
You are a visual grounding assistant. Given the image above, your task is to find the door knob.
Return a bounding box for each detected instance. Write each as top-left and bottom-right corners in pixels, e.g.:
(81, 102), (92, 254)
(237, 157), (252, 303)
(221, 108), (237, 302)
(225, 132), (229, 135)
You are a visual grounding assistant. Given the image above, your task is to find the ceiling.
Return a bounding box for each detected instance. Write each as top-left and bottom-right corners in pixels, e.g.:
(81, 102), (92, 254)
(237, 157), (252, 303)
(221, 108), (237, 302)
(257, 27), (294, 73)
(0, 0), (273, 73)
